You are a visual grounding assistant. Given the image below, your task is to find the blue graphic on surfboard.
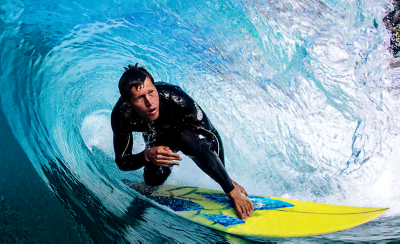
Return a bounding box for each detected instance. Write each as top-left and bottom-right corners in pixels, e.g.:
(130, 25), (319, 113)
(123, 180), (293, 228)
(149, 192), (293, 227)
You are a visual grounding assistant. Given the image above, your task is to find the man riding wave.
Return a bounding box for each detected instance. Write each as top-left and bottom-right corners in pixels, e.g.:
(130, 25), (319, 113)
(111, 64), (253, 219)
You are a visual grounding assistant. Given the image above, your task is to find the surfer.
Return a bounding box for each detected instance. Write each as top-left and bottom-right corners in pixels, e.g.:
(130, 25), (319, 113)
(111, 64), (254, 219)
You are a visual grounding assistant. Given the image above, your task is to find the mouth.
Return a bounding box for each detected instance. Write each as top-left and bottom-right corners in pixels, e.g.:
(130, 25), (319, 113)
(148, 107), (157, 115)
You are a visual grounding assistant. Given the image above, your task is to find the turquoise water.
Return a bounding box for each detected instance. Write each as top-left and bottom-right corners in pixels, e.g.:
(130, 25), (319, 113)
(1, 0), (400, 242)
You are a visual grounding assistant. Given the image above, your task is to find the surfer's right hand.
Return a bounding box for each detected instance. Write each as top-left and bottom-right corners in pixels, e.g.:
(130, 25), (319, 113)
(144, 146), (182, 167)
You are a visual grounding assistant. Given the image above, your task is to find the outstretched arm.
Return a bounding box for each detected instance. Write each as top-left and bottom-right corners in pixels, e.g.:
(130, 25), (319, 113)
(177, 128), (253, 219)
(168, 85), (254, 219)
(176, 128), (235, 193)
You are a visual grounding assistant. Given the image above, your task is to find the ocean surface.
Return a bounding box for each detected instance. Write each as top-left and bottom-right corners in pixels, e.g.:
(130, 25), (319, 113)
(1, 0), (400, 243)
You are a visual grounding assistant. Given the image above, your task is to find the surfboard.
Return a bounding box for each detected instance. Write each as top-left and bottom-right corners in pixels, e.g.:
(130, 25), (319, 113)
(124, 181), (388, 237)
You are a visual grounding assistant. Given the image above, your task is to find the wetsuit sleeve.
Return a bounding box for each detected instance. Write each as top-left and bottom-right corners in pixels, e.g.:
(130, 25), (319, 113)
(177, 128), (234, 193)
(170, 86), (225, 163)
(170, 86), (209, 128)
(111, 102), (147, 171)
(112, 132), (147, 171)
(170, 87), (234, 193)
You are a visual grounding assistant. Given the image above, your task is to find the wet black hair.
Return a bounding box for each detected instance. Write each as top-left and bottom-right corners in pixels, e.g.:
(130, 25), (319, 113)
(118, 63), (155, 101)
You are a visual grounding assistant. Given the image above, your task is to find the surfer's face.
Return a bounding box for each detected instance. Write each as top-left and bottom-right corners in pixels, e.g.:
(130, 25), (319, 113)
(126, 77), (160, 121)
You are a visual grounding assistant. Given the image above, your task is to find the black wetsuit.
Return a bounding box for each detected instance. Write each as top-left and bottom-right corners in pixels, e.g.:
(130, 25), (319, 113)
(111, 82), (235, 193)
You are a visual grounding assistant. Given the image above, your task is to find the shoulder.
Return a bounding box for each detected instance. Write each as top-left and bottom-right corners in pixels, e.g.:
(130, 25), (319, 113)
(162, 84), (206, 123)
(111, 97), (129, 131)
(155, 82), (180, 99)
(111, 97), (128, 121)
(155, 82), (196, 108)
(111, 97), (145, 133)
(154, 82), (192, 103)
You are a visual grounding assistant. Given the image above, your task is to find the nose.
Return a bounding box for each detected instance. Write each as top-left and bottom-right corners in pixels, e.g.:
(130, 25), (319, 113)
(144, 95), (152, 107)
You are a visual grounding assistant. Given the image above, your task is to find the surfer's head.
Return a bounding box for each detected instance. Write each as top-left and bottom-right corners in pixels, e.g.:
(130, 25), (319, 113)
(119, 63), (155, 101)
(119, 64), (159, 121)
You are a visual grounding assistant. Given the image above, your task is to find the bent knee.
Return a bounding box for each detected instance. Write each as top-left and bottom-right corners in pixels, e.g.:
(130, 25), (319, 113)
(143, 165), (171, 186)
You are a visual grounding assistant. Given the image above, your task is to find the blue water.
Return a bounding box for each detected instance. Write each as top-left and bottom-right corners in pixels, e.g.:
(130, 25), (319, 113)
(1, 0), (400, 242)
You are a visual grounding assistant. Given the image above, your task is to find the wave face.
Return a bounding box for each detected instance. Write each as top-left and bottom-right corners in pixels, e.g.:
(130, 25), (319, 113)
(1, 0), (400, 242)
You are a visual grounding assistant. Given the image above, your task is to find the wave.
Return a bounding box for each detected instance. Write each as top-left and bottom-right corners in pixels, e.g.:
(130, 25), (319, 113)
(1, 0), (400, 242)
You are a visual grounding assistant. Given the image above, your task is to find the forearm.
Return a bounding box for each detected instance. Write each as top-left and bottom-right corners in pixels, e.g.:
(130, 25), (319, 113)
(193, 147), (235, 193)
(177, 128), (234, 193)
(186, 140), (234, 193)
(115, 151), (147, 171)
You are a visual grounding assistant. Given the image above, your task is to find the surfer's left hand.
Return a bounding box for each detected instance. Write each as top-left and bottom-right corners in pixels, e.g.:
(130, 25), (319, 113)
(226, 186), (254, 219)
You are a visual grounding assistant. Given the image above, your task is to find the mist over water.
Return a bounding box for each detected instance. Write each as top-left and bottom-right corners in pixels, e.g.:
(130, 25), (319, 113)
(1, 0), (400, 242)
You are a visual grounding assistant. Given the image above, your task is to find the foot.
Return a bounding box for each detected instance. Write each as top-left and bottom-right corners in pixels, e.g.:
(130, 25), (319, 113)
(226, 186), (254, 219)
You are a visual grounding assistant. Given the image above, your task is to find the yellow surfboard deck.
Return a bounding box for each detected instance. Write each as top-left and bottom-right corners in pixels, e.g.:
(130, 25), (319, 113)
(128, 183), (388, 237)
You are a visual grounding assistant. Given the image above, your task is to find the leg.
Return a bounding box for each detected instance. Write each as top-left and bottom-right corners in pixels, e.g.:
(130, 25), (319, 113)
(142, 128), (176, 187)
(143, 163), (171, 186)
